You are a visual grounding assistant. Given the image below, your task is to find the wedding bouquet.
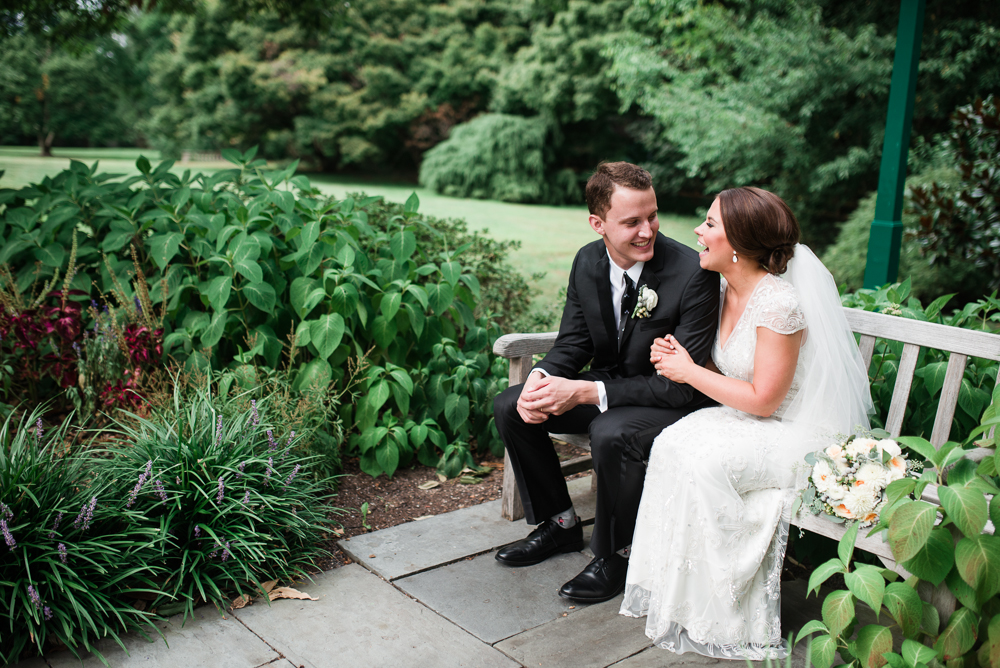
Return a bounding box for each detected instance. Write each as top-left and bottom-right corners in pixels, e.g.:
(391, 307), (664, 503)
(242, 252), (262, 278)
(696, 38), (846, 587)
(799, 434), (922, 527)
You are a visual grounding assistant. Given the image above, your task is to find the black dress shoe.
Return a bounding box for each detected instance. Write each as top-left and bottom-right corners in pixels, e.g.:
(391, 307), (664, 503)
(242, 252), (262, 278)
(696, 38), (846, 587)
(495, 519), (585, 566)
(558, 554), (628, 603)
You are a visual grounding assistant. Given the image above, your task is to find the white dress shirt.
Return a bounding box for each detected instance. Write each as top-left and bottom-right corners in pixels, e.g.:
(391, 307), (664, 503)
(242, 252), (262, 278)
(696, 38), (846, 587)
(534, 250), (644, 413)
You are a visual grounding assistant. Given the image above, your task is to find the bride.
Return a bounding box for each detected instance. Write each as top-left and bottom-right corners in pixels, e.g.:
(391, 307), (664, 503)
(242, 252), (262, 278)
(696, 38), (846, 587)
(619, 187), (873, 659)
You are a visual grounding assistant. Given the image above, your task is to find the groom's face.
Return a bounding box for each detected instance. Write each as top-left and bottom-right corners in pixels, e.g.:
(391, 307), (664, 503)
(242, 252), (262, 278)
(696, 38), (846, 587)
(589, 185), (659, 269)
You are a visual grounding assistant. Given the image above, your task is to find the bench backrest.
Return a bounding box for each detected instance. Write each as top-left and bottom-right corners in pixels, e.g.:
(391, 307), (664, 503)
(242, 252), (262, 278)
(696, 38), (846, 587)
(493, 308), (1000, 446)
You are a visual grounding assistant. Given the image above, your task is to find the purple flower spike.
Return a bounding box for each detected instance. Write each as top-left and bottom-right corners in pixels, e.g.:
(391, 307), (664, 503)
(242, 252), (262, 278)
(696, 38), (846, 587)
(27, 584), (41, 610)
(153, 479), (167, 502)
(1, 519), (16, 551)
(236, 461), (246, 479)
(134, 296), (142, 313)
(283, 464), (301, 490)
(74, 496), (97, 531)
(58, 543), (67, 564)
(264, 457), (273, 487)
(216, 477), (225, 504)
(44, 606), (53, 621)
(221, 541), (231, 562)
(49, 511), (64, 539)
(194, 526), (201, 538)
(251, 400), (259, 427)
(0, 502), (12, 520)
(144, 460), (153, 479)
(216, 416), (223, 446)
(241, 490), (250, 505)
(285, 430), (295, 448)
(266, 429), (276, 452)
(36, 418), (44, 442)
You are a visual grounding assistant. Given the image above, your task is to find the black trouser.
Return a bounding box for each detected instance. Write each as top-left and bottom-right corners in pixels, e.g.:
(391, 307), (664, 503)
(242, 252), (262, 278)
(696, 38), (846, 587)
(494, 381), (698, 559)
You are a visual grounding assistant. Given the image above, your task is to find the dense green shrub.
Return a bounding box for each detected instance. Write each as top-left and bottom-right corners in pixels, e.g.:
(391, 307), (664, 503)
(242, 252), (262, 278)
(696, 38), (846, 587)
(0, 407), (164, 664)
(419, 113), (579, 204)
(821, 170), (981, 305)
(842, 280), (999, 442)
(0, 149), (528, 477)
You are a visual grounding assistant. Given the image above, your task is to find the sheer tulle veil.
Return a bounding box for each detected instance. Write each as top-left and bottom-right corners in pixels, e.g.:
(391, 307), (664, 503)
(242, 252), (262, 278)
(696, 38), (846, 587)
(780, 244), (874, 473)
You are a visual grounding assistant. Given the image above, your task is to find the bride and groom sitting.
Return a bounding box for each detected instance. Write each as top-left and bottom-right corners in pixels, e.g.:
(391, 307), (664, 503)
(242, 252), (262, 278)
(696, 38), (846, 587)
(493, 162), (872, 659)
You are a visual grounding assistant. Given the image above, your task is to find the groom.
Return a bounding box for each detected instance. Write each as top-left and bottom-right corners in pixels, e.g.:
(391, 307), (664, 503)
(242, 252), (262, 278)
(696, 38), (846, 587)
(493, 161), (720, 603)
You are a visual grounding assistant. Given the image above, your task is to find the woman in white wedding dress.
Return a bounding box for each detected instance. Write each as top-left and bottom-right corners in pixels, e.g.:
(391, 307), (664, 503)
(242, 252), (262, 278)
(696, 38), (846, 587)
(620, 187), (873, 660)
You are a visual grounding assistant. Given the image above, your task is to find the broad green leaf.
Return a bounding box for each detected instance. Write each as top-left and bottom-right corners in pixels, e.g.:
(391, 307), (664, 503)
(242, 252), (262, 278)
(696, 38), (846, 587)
(403, 191), (419, 214)
(921, 601), (940, 635)
(839, 521), (860, 566)
(918, 361), (948, 396)
(403, 302), (425, 337)
(369, 380), (390, 412)
(206, 275), (232, 312)
(255, 323), (282, 368)
(329, 282), (359, 315)
(845, 565), (885, 618)
(884, 478), (916, 509)
(924, 293), (955, 319)
(229, 232), (261, 263)
(389, 368), (414, 395)
(940, 485), (988, 538)
(947, 563), (980, 611)
(295, 319), (311, 347)
(934, 607), (978, 661)
(234, 258), (263, 283)
(406, 284), (428, 309)
(808, 558), (847, 597)
(310, 314), (345, 360)
(376, 441), (400, 477)
(444, 394), (470, 432)
(440, 260), (461, 287)
(389, 230), (417, 262)
(426, 282), (454, 316)
(955, 534), (1000, 600)
(298, 219), (319, 249)
(200, 310), (228, 348)
(381, 291), (403, 321)
(291, 277), (321, 319)
(292, 359), (333, 392)
(897, 436), (940, 467)
(809, 634), (837, 668)
(33, 243), (65, 268)
(821, 589), (855, 638)
(882, 652), (905, 668)
(888, 501), (937, 561)
(854, 624), (893, 668)
(243, 282), (276, 314)
(902, 639), (938, 666)
(795, 619), (828, 645)
(991, 494), (1000, 530)
(902, 527), (954, 586)
(391, 382), (410, 417)
(371, 315), (397, 350)
(958, 377), (986, 419)
(883, 582), (922, 638)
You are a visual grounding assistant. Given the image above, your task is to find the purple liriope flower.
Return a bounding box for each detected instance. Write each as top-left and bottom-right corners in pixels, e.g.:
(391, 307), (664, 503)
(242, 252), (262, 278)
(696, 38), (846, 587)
(263, 457), (273, 487)
(236, 461), (246, 480)
(283, 464), (301, 490)
(285, 430), (295, 448)
(241, 490), (250, 505)
(266, 429), (276, 452)
(251, 400), (259, 427)
(0, 502), (12, 520)
(143, 460), (153, 479)
(1, 519), (16, 551)
(72, 341), (81, 357)
(216, 416), (223, 446)
(216, 477), (225, 504)
(209, 541), (220, 559)
(126, 473), (148, 508)
(194, 526), (201, 538)
(49, 511), (64, 539)
(35, 418), (43, 442)
(44, 606), (52, 621)
(58, 543), (67, 564)
(221, 541), (231, 562)
(73, 496), (97, 531)
(153, 479), (167, 502)
(27, 584), (41, 610)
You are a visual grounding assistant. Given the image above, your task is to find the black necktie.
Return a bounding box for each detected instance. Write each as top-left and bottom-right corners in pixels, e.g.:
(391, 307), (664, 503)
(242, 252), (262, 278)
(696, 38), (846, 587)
(619, 273), (634, 345)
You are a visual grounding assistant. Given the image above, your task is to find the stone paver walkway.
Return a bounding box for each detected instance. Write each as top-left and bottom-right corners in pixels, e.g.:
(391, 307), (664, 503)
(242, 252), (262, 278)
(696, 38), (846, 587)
(18, 476), (821, 667)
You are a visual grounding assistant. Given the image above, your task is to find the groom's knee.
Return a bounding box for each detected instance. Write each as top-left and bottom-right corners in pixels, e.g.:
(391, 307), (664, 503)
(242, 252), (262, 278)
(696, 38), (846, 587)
(493, 384), (523, 433)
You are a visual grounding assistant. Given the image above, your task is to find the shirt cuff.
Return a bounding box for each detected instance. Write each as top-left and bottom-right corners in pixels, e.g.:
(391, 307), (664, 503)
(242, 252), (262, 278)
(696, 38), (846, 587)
(530, 367), (550, 378)
(595, 381), (608, 413)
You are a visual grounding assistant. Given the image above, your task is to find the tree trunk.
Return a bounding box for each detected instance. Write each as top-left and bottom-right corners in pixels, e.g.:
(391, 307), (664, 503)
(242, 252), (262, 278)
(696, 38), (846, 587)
(38, 131), (53, 157)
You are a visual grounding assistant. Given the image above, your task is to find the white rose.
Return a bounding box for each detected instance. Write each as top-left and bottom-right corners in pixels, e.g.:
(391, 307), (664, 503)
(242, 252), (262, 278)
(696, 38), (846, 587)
(641, 287), (658, 311)
(825, 482), (847, 501)
(848, 438), (879, 458)
(826, 445), (845, 459)
(876, 439), (902, 457)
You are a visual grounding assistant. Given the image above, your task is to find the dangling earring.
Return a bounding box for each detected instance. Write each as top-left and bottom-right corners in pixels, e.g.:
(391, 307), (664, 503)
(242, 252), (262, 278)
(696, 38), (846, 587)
(732, 251), (738, 263)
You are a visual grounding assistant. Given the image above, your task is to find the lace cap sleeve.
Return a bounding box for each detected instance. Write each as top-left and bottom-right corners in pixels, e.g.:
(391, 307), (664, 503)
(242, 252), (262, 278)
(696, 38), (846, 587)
(756, 278), (806, 335)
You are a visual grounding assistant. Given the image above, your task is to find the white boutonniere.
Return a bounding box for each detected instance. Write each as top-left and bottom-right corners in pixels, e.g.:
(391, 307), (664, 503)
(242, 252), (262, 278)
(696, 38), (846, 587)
(632, 285), (658, 319)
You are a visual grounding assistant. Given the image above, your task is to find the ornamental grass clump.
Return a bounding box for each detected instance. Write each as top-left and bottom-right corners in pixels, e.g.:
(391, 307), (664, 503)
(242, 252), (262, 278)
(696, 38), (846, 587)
(98, 384), (342, 620)
(0, 406), (163, 665)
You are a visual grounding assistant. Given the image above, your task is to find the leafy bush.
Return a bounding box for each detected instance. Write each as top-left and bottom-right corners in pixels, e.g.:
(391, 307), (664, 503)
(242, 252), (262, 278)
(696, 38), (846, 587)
(0, 149), (528, 477)
(419, 113), (580, 205)
(99, 384), (339, 619)
(909, 96), (1000, 291)
(0, 407), (163, 665)
(796, 417), (1000, 668)
(842, 280), (999, 442)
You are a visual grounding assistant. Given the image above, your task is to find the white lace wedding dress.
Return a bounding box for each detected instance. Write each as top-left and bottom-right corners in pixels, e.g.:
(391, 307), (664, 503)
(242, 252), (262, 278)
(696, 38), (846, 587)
(620, 273), (808, 660)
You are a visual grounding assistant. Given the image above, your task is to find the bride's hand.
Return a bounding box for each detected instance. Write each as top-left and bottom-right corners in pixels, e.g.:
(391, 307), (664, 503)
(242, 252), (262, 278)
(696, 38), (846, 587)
(650, 335), (695, 383)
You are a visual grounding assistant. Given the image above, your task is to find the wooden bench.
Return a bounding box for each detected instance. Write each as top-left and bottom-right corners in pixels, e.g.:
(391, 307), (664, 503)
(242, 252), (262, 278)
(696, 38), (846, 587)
(493, 308), (1000, 614)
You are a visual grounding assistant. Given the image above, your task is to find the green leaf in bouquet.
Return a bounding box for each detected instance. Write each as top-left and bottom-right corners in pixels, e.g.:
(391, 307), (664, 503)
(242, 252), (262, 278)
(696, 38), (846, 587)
(888, 500), (937, 561)
(939, 484), (988, 538)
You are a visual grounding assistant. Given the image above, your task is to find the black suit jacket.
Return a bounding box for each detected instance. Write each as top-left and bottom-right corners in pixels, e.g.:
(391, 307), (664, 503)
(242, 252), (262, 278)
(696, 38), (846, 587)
(536, 233), (720, 409)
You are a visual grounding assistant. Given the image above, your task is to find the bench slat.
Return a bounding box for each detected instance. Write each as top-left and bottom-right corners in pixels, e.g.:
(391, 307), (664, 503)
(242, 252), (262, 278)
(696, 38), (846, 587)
(844, 309), (1000, 361)
(494, 332), (558, 358)
(858, 334), (876, 370)
(885, 343), (920, 437)
(931, 353), (967, 446)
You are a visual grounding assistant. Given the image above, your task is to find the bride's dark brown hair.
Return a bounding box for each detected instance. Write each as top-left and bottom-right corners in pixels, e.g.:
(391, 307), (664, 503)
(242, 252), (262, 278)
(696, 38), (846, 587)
(717, 186), (800, 274)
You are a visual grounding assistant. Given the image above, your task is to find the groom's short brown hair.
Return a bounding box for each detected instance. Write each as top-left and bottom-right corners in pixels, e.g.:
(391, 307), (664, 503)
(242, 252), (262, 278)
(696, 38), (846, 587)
(586, 162), (652, 218)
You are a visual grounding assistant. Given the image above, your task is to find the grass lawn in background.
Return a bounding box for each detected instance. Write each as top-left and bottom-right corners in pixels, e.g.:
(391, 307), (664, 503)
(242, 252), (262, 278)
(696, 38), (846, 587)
(0, 147), (701, 311)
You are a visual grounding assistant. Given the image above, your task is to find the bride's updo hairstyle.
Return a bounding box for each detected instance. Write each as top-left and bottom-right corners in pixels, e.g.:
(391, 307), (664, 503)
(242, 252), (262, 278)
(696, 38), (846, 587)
(717, 186), (800, 275)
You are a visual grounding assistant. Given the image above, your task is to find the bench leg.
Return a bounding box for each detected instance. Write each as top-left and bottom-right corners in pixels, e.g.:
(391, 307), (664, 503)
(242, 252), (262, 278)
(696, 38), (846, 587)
(501, 450), (524, 521)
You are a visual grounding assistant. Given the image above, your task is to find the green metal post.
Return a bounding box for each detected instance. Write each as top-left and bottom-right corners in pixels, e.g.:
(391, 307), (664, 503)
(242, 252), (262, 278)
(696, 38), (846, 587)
(863, 0), (926, 289)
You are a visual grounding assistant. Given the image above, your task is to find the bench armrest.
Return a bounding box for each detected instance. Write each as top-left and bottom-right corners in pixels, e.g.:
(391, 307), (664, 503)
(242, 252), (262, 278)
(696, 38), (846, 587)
(492, 332), (559, 359)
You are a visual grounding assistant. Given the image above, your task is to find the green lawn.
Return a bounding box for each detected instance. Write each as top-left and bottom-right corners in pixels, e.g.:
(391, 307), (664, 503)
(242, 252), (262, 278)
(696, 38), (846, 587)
(0, 147), (701, 311)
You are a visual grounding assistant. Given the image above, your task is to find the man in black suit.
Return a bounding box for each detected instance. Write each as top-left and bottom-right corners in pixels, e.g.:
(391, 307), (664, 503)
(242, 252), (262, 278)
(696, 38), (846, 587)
(493, 162), (720, 603)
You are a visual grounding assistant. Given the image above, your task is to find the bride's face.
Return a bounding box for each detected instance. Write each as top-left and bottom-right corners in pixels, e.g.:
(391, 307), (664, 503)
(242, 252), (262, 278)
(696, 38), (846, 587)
(694, 198), (734, 272)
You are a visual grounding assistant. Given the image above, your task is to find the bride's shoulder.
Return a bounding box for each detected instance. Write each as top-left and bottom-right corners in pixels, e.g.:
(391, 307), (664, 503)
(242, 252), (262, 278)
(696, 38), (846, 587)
(757, 274), (802, 315)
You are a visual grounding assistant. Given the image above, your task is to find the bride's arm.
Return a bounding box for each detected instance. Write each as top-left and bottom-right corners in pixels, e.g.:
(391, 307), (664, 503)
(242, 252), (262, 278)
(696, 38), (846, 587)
(652, 328), (801, 417)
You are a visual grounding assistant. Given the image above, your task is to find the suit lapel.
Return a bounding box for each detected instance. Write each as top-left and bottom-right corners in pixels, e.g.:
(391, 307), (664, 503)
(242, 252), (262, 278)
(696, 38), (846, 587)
(595, 252), (617, 352)
(619, 244), (664, 350)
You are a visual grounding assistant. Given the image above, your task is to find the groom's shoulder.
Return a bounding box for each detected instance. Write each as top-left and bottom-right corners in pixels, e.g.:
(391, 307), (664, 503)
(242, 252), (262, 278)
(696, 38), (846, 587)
(654, 233), (702, 272)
